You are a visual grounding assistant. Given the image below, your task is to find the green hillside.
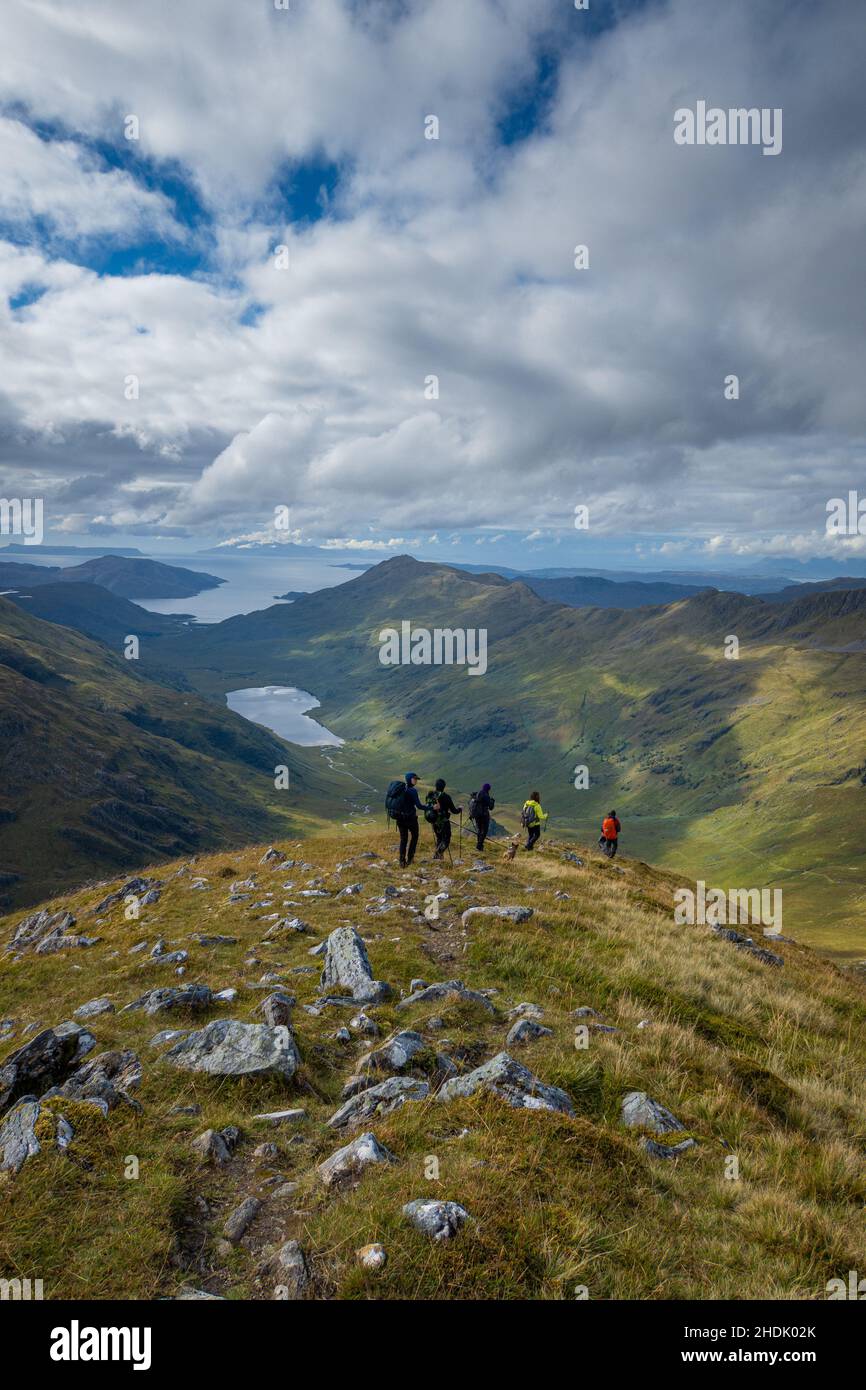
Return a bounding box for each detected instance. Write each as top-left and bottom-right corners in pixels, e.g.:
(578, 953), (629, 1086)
(0, 598), (355, 910)
(1, 829), (864, 1300)
(149, 558), (866, 957)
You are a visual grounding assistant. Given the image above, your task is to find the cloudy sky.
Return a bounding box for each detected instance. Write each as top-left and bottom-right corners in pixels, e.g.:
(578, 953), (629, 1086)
(0, 0), (864, 569)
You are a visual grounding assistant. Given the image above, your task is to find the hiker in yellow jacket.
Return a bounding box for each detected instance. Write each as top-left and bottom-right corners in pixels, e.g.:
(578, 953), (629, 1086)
(521, 791), (548, 851)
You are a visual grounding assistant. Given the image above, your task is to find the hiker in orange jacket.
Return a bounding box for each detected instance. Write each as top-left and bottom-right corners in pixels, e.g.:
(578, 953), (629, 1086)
(599, 810), (621, 859)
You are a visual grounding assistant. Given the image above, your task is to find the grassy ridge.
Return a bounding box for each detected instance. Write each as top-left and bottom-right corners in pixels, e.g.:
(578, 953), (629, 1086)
(0, 597), (355, 910)
(1, 828), (864, 1300)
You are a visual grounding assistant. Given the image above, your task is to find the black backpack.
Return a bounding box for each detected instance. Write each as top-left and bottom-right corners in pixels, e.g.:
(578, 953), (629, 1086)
(385, 779), (411, 820)
(424, 790), (442, 825)
(468, 790), (493, 822)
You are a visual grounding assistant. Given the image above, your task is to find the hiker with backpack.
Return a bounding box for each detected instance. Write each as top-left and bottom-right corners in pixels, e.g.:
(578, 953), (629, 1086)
(599, 810), (621, 859)
(385, 772), (423, 867)
(425, 778), (462, 860)
(521, 791), (548, 851)
(469, 783), (494, 851)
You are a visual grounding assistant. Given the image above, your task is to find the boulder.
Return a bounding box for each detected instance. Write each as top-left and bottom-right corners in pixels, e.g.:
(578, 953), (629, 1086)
(711, 925), (783, 967)
(505, 1019), (553, 1047)
(122, 984), (214, 1017)
(402, 1199), (469, 1241)
(256, 991), (295, 1027)
(356, 1243), (387, 1271)
(91, 877), (161, 915)
(506, 1002), (544, 1020)
(327, 1076), (429, 1129)
(0, 1022), (95, 1114)
(251, 1107), (306, 1126)
(262, 1240), (309, 1298)
(320, 927), (391, 1004)
(6, 908), (76, 955)
(223, 1196), (262, 1243)
(317, 1130), (397, 1187)
(437, 1051), (574, 1114)
(73, 998), (115, 1020)
(461, 905), (533, 927)
(166, 1020), (300, 1081)
(190, 1127), (238, 1165)
(358, 1030), (427, 1075)
(620, 1091), (692, 1137)
(42, 1050), (142, 1114)
(397, 979), (495, 1015)
(0, 1098), (75, 1175)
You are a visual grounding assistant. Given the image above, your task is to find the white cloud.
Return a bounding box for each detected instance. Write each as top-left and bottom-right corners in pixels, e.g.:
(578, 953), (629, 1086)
(0, 118), (181, 241)
(0, 0), (864, 556)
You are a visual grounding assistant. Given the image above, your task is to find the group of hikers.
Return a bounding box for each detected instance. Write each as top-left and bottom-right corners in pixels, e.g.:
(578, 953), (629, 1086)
(385, 771), (621, 867)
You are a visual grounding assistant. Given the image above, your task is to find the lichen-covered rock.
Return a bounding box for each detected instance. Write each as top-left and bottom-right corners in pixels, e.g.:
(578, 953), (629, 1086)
(318, 1130), (397, 1186)
(165, 1020), (299, 1080)
(397, 979), (495, 1014)
(0, 1098), (74, 1175)
(0, 1022), (95, 1115)
(190, 1127), (238, 1165)
(620, 1091), (696, 1157)
(437, 1051), (574, 1114)
(260, 1240), (309, 1298)
(320, 927), (391, 1004)
(223, 1196), (262, 1243)
(327, 1076), (429, 1129)
(42, 1050), (142, 1113)
(403, 1199), (469, 1241)
(91, 877), (161, 915)
(256, 991), (295, 1027)
(357, 1242), (387, 1271)
(122, 984), (214, 1017)
(358, 1030), (426, 1075)
(73, 998), (115, 1020)
(461, 905), (533, 927)
(506, 1002), (544, 1020)
(5, 908), (76, 955)
(621, 1091), (684, 1134)
(505, 1018), (553, 1047)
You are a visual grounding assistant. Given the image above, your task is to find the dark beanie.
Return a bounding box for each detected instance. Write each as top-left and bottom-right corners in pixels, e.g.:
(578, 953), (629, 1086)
(481, 782), (491, 792)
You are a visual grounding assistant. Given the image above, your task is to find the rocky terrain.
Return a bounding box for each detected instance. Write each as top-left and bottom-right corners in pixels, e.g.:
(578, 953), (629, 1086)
(1, 830), (864, 1300)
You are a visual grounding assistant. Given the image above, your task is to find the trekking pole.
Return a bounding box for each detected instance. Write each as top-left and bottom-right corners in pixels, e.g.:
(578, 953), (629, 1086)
(458, 810), (463, 859)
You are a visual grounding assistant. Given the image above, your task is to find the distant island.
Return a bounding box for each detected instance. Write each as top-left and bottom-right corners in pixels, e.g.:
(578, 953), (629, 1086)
(273, 591), (309, 600)
(0, 554), (225, 600)
(0, 543), (144, 556)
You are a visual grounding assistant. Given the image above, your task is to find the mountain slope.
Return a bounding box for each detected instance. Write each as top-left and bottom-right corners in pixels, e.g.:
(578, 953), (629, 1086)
(0, 598), (353, 909)
(150, 557), (866, 954)
(1, 830), (864, 1301)
(6, 582), (187, 646)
